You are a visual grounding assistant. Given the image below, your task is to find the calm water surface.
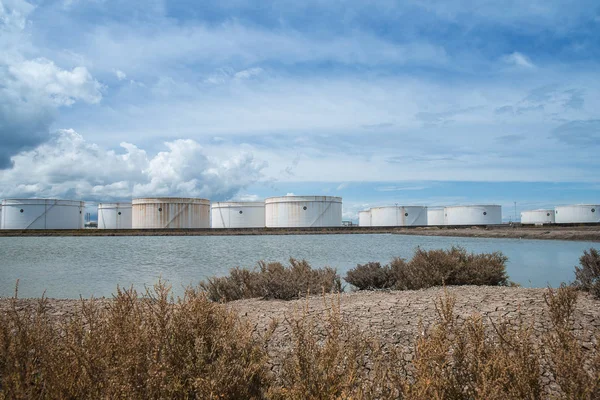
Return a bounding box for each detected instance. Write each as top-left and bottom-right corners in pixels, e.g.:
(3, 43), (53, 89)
(0, 234), (598, 298)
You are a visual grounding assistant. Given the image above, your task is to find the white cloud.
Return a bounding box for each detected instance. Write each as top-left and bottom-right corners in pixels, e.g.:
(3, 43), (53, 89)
(503, 52), (536, 69)
(79, 22), (448, 77)
(114, 69), (126, 80)
(233, 67), (263, 80)
(9, 58), (103, 105)
(0, 0), (34, 31)
(0, 0), (103, 167)
(232, 193), (261, 201)
(0, 130), (267, 201)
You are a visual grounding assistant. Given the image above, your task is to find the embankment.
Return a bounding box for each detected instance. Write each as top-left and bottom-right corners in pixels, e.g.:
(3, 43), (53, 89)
(0, 224), (599, 241)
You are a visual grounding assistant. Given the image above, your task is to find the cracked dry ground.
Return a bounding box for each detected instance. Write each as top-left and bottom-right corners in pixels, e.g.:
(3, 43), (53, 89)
(231, 286), (600, 395)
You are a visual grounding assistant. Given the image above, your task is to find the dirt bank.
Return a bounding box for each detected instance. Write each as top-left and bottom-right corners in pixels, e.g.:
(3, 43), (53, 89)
(0, 225), (599, 241)
(393, 226), (600, 242)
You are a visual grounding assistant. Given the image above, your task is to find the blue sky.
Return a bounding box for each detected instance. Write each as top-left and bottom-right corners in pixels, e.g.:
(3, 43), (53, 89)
(0, 0), (599, 221)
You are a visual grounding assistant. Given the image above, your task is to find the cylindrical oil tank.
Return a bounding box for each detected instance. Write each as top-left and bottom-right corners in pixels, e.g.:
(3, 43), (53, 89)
(132, 198), (210, 229)
(0, 199), (85, 229)
(265, 196), (342, 227)
(358, 210), (371, 227)
(427, 208), (445, 226)
(520, 209), (555, 224)
(211, 201), (265, 228)
(554, 205), (600, 224)
(98, 202), (133, 229)
(370, 206), (427, 226)
(444, 205), (502, 225)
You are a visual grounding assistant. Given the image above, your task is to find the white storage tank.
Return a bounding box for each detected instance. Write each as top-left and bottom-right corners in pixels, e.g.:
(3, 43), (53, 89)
(370, 206), (427, 226)
(132, 198), (210, 229)
(0, 199), (85, 229)
(98, 202), (133, 229)
(427, 208), (445, 226)
(211, 201), (265, 228)
(521, 209), (555, 225)
(358, 210), (371, 227)
(554, 205), (600, 224)
(265, 196), (342, 227)
(444, 205), (502, 225)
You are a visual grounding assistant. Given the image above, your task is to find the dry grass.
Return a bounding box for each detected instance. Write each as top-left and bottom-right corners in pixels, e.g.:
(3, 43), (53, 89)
(1, 284), (598, 399)
(199, 258), (342, 302)
(544, 284), (600, 399)
(345, 247), (509, 291)
(0, 281), (271, 399)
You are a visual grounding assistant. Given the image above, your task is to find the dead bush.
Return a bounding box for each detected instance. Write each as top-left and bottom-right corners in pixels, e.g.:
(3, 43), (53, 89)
(200, 258), (341, 302)
(345, 247), (509, 290)
(0, 281), (271, 399)
(344, 262), (395, 290)
(544, 284), (600, 399)
(266, 296), (404, 400)
(404, 289), (542, 400)
(574, 248), (600, 299)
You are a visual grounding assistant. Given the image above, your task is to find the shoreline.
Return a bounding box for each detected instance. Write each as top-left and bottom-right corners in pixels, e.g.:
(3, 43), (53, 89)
(0, 224), (599, 241)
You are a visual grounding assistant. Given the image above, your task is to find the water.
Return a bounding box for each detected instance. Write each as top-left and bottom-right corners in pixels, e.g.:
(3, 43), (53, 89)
(0, 234), (597, 299)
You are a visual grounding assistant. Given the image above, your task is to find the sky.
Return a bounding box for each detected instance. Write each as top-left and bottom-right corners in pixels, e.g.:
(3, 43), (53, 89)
(0, 0), (599, 221)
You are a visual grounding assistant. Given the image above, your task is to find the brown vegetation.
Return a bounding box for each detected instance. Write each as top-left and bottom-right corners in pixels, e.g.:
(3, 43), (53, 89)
(574, 248), (600, 299)
(1, 284), (598, 399)
(345, 247), (509, 291)
(199, 258), (341, 302)
(0, 282), (271, 399)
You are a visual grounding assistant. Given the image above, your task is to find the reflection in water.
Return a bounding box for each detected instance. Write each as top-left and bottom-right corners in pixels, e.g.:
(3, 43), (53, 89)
(0, 234), (597, 298)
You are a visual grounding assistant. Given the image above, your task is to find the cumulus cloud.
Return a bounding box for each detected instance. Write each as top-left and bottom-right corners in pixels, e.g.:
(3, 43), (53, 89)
(0, 130), (267, 201)
(0, 0), (103, 168)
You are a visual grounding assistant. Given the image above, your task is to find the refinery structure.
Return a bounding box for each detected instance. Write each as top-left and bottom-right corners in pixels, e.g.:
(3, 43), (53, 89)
(554, 205), (599, 224)
(211, 201), (265, 228)
(98, 202), (132, 229)
(0, 195), (599, 230)
(520, 209), (555, 225)
(369, 206), (427, 227)
(0, 199), (84, 230)
(132, 198), (210, 229)
(265, 196), (342, 228)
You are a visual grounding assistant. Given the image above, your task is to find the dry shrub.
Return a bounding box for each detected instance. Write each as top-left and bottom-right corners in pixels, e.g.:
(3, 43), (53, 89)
(574, 248), (600, 299)
(345, 247), (509, 290)
(266, 296), (403, 400)
(544, 284), (600, 399)
(344, 262), (395, 290)
(198, 266), (262, 302)
(200, 258), (341, 302)
(406, 290), (542, 400)
(1, 282), (599, 399)
(0, 281), (270, 399)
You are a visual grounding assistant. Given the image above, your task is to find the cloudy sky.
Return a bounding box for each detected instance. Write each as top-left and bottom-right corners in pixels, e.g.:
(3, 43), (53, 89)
(1, 0), (599, 221)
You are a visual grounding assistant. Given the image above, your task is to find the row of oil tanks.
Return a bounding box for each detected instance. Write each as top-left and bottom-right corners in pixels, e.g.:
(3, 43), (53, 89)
(1, 198), (598, 229)
(357, 204), (600, 226)
(0, 196), (344, 229)
(358, 205), (503, 226)
(520, 205), (600, 225)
